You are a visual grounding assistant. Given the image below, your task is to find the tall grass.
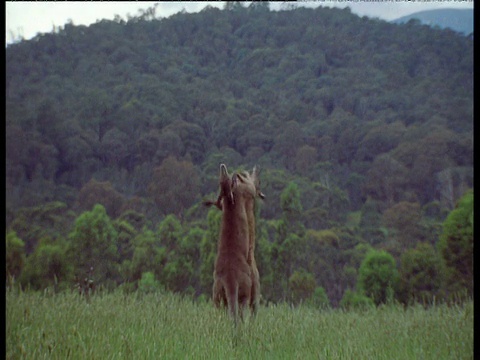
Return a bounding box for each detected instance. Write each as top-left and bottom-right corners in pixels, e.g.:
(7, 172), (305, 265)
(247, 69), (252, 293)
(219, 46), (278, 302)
(6, 288), (472, 359)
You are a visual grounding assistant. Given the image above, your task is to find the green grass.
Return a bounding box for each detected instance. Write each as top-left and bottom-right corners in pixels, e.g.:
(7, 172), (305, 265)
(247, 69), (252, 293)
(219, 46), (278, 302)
(6, 289), (472, 359)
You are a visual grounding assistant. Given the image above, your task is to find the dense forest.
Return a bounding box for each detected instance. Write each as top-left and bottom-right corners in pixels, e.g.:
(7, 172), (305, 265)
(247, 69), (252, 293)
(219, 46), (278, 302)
(6, 3), (473, 307)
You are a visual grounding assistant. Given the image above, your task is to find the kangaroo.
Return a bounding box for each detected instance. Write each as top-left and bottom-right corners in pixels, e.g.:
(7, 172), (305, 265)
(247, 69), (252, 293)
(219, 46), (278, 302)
(232, 167), (264, 316)
(207, 164), (264, 321)
(212, 164), (252, 325)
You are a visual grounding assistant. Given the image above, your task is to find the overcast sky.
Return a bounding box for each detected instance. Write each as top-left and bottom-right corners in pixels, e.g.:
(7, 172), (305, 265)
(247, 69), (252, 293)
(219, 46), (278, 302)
(6, 1), (473, 45)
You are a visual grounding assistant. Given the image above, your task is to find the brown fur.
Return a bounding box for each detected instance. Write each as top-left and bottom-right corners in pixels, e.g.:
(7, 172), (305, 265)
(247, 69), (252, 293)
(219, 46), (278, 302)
(209, 164), (264, 323)
(203, 170), (235, 210)
(232, 167), (264, 315)
(212, 164), (252, 325)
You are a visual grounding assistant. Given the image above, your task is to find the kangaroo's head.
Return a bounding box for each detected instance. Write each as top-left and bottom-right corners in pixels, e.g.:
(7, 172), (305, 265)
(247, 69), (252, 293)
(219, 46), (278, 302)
(204, 163), (235, 210)
(204, 164), (265, 210)
(219, 163), (235, 207)
(232, 166), (265, 201)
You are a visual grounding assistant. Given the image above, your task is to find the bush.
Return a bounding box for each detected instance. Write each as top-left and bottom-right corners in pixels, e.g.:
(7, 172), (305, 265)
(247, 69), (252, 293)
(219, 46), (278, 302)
(438, 190), (473, 299)
(68, 204), (119, 286)
(138, 271), (161, 294)
(288, 269), (316, 305)
(358, 249), (399, 306)
(19, 236), (72, 291)
(339, 289), (374, 310)
(307, 286), (331, 309)
(398, 242), (442, 305)
(6, 231), (25, 281)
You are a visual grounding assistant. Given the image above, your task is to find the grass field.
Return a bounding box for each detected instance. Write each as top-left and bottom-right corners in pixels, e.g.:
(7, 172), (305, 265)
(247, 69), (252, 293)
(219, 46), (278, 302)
(6, 288), (473, 359)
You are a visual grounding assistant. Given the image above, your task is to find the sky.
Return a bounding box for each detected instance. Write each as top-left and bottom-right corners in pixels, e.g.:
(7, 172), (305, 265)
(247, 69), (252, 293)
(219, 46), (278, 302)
(6, 1), (474, 45)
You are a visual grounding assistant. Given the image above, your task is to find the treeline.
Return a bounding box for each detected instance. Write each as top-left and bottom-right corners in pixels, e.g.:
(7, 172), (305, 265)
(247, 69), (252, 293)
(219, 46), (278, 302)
(6, 3), (473, 306)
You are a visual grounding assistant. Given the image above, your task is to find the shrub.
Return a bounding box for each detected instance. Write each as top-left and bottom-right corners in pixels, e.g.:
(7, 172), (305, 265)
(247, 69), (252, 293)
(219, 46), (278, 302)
(307, 286), (331, 309)
(288, 269), (316, 305)
(339, 289), (374, 310)
(437, 190), (473, 299)
(138, 272), (161, 294)
(6, 231), (25, 281)
(358, 249), (399, 306)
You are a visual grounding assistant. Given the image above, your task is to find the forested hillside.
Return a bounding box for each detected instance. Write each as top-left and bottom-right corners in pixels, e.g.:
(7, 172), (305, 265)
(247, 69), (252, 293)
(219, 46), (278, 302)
(6, 4), (473, 306)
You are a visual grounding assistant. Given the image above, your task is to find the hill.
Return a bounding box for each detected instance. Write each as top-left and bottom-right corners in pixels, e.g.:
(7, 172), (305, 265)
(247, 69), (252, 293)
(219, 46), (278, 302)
(392, 8), (473, 35)
(6, 4), (473, 306)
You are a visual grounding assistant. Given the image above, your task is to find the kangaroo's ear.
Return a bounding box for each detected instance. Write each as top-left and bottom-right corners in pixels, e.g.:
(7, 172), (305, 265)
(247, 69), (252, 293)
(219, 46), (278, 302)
(234, 171), (247, 184)
(252, 165), (262, 187)
(252, 165), (259, 178)
(231, 173), (238, 188)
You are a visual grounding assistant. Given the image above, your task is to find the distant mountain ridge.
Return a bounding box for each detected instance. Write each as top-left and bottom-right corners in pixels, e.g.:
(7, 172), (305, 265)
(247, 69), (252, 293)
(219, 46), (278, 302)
(392, 8), (473, 35)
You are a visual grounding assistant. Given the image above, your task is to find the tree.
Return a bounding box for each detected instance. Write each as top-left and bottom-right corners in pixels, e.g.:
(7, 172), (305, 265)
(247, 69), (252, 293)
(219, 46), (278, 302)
(359, 198), (386, 245)
(279, 181), (304, 232)
(312, 174), (350, 224)
(254, 220), (274, 302)
(78, 88), (114, 142)
(129, 229), (166, 284)
(339, 289), (374, 310)
(248, 1), (269, 12)
(148, 156), (201, 217)
(363, 154), (408, 207)
(163, 121), (207, 163)
(56, 132), (98, 188)
(77, 179), (125, 219)
(100, 128), (131, 168)
(318, 135), (336, 163)
(303, 229), (348, 307)
(308, 286), (331, 309)
(199, 208), (221, 295)
(289, 269), (316, 305)
(137, 129), (183, 165)
(6, 231), (26, 282)
(272, 232), (304, 301)
(224, 1), (244, 11)
(382, 201), (427, 250)
(294, 145), (317, 176)
(162, 226), (204, 295)
(20, 236), (72, 291)
(435, 166), (473, 211)
(181, 226), (205, 292)
(6, 125), (28, 184)
(157, 214), (183, 252)
(358, 249), (399, 306)
(68, 204), (119, 286)
(335, 120), (365, 165)
(272, 121), (305, 171)
(138, 271), (161, 294)
(35, 99), (62, 140)
(356, 121), (406, 162)
(398, 242), (442, 305)
(273, 182), (306, 300)
(9, 201), (75, 255)
(114, 218), (137, 263)
(437, 190), (473, 298)
(155, 214), (200, 293)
